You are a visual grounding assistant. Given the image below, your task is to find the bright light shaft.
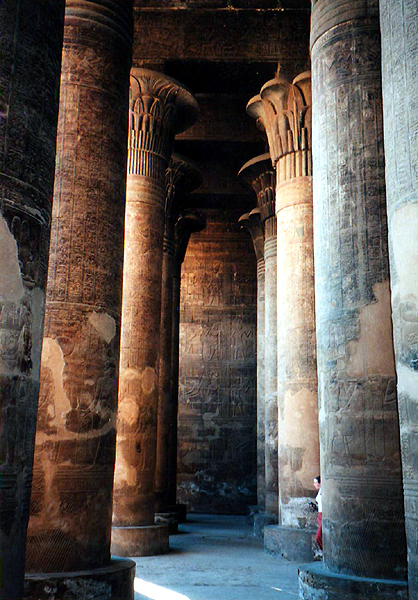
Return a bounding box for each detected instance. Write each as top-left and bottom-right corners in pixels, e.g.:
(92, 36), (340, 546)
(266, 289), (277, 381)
(134, 577), (190, 600)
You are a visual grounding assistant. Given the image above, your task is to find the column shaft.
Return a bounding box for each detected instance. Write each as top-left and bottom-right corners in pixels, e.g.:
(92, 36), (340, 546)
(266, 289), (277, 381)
(300, 2), (407, 597)
(256, 257), (266, 510)
(256, 72), (320, 561)
(0, 2), (64, 597)
(380, 1), (418, 596)
(155, 235), (176, 513)
(26, 0), (133, 575)
(264, 219), (278, 517)
(112, 70), (198, 557)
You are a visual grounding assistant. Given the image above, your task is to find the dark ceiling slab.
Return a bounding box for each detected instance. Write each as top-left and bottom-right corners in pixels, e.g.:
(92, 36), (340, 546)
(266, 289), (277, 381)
(164, 62), (278, 94)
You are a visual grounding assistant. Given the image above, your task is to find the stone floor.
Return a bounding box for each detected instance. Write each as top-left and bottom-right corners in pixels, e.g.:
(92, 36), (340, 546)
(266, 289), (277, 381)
(132, 514), (300, 600)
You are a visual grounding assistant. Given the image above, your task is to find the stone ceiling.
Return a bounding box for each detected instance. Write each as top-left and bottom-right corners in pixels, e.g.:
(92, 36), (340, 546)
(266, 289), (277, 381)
(132, 2), (311, 211)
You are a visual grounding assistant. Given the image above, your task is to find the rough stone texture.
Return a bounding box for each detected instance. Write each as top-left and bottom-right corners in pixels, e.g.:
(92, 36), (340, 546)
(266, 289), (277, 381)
(253, 512), (277, 539)
(380, 1), (418, 596)
(155, 156), (203, 513)
(310, 0), (407, 587)
(111, 525), (169, 557)
(25, 558), (135, 600)
(0, 2), (65, 597)
(265, 524), (315, 562)
(25, 0), (133, 575)
(165, 211), (206, 515)
(239, 209), (266, 510)
(251, 72), (320, 559)
(133, 8), (310, 79)
(112, 70), (198, 554)
(299, 563), (408, 600)
(239, 153), (277, 518)
(177, 210), (257, 513)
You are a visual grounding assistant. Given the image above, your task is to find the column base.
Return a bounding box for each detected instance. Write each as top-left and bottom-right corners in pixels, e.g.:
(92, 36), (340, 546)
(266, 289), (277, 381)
(298, 562), (408, 600)
(155, 512), (178, 534)
(111, 524), (169, 557)
(246, 504), (260, 526)
(254, 511), (277, 538)
(265, 525), (316, 562)
(24, 557), (135, 600)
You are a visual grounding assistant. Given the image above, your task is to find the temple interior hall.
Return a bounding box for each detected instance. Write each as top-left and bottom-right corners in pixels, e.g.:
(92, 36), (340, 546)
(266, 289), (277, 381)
(1, 1), (418, 599)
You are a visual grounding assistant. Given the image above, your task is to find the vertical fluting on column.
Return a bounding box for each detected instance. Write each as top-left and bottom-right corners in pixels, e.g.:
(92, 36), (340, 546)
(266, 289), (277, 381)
(238, 209), (266, 512)
(112, 70), (198, 557)
(239, 153), (277, 520)
(155, 155), (202, 522)
(0, 3), (64, 597)
(251, 72), (320, 562)
(380, 1), (418, 596)
(25, 0), (134, 581)
(299, 2), (407, 598)
(167, 210), (206, 522)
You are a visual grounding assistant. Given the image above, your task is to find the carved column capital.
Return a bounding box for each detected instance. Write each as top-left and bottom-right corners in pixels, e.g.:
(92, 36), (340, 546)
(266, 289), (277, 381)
(247, 72), (312, 181)
(238, 208), (264, 263)
(238, 153), (276, 223)
(165, 153), (202, 221)
(174, 210), (206, 265)
(164, 154), (202, 257)
(128, 69), (199, 178)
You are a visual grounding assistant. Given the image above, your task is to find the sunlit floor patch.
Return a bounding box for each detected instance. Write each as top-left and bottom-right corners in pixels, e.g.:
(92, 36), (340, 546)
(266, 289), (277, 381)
(134, 577), (190, 600)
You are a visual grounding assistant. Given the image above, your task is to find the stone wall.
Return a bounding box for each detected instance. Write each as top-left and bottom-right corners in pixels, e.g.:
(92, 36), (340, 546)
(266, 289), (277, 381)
(177, 209), (257, 513)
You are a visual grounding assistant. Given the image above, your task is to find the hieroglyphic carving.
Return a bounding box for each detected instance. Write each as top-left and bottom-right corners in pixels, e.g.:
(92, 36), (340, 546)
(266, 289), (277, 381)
(155, 158), (203, 511)
(0, 1), (65, 596)
(380, 2), (418, 591)
(113, 72), (198, 543)
(26, 0), (133, 574)
(311, 3), (406, 581)
(178, 210), (257, 513)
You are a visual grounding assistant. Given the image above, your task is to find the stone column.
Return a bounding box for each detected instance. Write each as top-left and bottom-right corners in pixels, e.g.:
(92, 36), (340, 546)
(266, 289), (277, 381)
(250, 73), (320, 562)
(111, 70), (198, 557)
(0, 3), (64, 598)
(238, 209), (266, 515)
(166, 210), (206, 524)
(25, 2), (135, 598)
(155, 155), (202, 528)
(380, 1), (418, 596)
(299, 2), (407, 598)
(239, 154), (277, 527)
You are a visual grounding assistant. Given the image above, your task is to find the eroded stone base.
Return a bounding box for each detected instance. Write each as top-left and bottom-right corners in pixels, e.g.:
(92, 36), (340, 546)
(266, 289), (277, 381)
(254, 511), (277, 538)
(265, 525), (315, 562)
(298, 563), (408, 600)
(111, 524), (169, 557)
(24, 557), (135, 600)
(155, 512), (178, 534)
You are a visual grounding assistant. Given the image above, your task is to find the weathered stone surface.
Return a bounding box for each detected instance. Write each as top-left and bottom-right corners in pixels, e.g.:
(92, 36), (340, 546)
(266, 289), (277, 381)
(299, 562), (408, 600)
(239, 209), (266, 510)
(253, 72), (320, 559)
(26, 0), (133, 575)
(380, 1), (418, 596)
(133, 8), (310, 76)
(112, 70), (198, 554)
(0, 1), (64, 597)
(265, 524), (315, 562)
(309, 0), (407, 590)
(178, 210), (257, 513)
(239, 153), (277, 518)
(155, 156), (203, 513)
(25, 558), (135, 600)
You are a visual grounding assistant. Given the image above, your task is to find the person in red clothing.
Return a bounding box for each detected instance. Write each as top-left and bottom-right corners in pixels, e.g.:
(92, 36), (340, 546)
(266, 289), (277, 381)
(313, 475), (322, 550)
